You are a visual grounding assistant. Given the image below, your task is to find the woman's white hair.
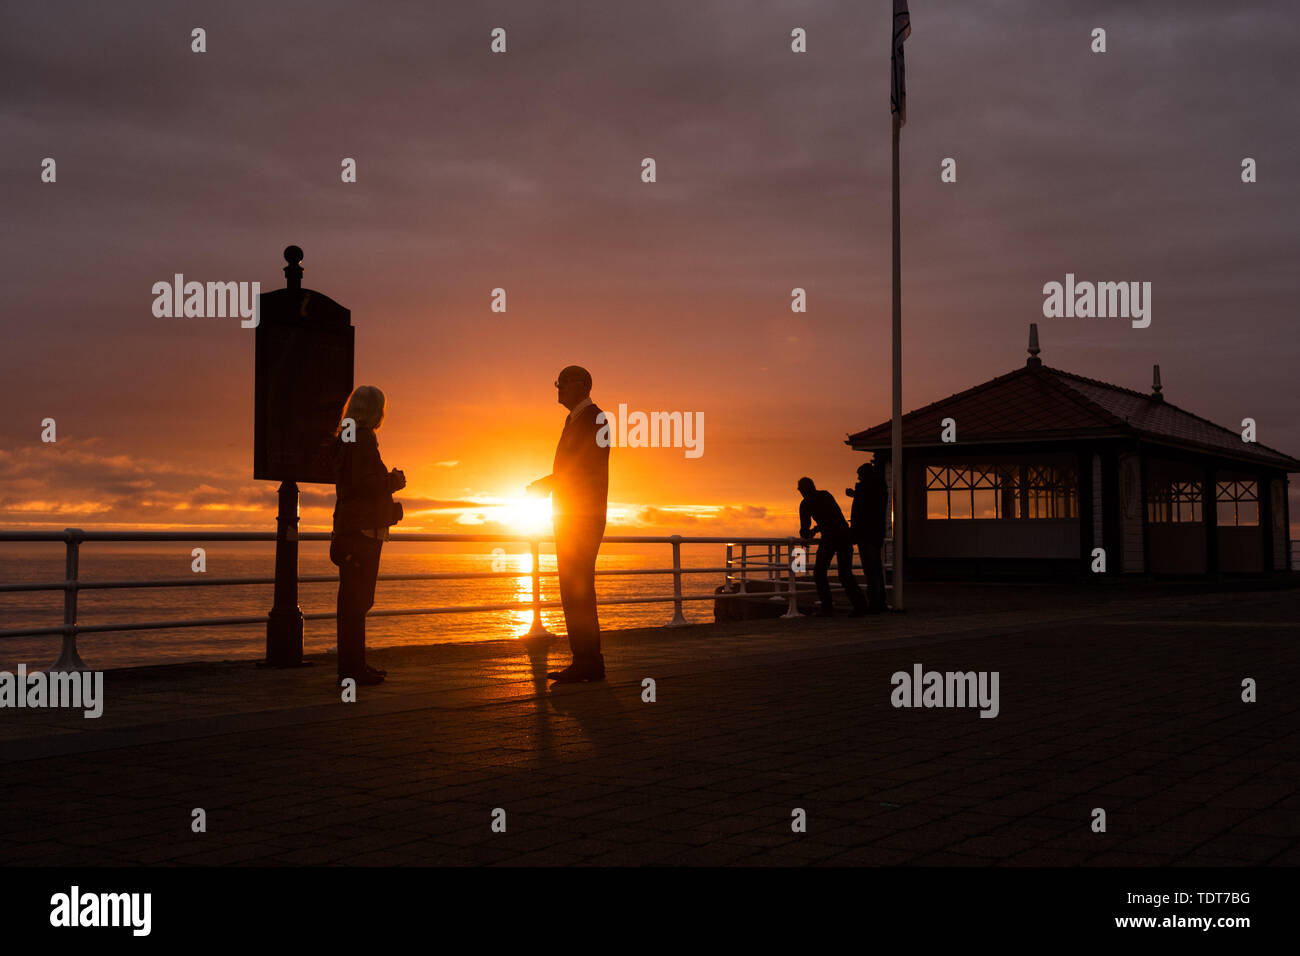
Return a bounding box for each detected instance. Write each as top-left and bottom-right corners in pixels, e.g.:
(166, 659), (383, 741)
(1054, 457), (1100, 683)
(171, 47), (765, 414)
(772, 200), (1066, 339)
(339, 385), (386, 431)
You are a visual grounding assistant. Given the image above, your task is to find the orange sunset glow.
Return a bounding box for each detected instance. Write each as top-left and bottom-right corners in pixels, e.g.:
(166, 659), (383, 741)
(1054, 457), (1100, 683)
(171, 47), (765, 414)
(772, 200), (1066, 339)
(2, 0), (1299, 894)
(2, 2), (1297, 540)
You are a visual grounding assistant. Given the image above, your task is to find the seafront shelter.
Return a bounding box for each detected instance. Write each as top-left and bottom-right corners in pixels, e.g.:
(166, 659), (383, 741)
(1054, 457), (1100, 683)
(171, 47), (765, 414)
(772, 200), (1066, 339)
(847, 328), (1299, 579)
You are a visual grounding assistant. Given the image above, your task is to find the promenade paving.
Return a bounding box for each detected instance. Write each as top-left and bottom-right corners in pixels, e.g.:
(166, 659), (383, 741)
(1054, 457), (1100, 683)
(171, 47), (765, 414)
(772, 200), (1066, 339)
(0, 580), (1296, 866)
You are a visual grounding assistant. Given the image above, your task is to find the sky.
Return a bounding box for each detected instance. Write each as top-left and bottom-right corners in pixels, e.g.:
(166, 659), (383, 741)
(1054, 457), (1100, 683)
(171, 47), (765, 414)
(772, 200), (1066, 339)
(1, 0), (1298, 537)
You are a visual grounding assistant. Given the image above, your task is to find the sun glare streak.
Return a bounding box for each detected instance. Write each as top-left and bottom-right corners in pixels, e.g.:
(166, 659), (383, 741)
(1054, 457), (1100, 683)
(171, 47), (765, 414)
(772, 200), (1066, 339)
(493, 546), (559, 641)
(510, 548), (534, 638)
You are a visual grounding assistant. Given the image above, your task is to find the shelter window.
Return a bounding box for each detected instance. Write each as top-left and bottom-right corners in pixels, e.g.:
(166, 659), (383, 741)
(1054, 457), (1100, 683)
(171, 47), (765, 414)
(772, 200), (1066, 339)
(1024, 464), (1077, 519)
(926, 464), (1073, 520)
(1148, 479), (1202, 523)
(1215, 480), (1259, 527)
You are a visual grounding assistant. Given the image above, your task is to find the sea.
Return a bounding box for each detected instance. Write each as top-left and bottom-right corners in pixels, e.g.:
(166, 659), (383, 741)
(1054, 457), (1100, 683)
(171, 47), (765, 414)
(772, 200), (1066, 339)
(0, 541), (754, 671)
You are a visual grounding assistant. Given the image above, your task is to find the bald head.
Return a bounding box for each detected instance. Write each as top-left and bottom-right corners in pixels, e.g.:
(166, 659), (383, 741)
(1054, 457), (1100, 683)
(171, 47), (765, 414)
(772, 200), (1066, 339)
(558, 366), (591, 388)
(555, 365), (593, 411)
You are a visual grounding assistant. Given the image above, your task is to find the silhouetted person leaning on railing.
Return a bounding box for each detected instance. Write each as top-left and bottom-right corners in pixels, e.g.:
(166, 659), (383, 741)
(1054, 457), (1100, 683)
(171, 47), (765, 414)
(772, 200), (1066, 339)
(847, 461), (889, 613)
(527, 365), (610, 684)
(797, 476), (868, 617)
(326, 385), (406, 686)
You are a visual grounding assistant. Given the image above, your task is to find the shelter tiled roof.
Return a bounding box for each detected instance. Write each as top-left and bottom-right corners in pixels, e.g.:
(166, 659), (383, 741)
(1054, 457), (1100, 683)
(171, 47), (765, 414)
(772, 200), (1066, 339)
(847, 364), (1300, 471)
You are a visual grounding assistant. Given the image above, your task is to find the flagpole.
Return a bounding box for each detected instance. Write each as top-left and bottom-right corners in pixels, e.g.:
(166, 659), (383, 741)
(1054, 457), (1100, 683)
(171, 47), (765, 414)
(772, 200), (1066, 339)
(890, 111), (904, 611)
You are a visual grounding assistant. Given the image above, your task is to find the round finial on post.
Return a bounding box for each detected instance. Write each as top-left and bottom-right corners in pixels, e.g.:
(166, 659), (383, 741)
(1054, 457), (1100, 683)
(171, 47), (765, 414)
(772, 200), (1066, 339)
(1026, 322), (1042, 368)
(283, 245), (304, 290)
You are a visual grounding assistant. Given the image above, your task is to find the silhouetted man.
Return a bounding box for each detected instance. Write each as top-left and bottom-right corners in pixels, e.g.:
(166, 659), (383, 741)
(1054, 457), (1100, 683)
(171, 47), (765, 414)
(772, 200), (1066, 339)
(528, 366), (610, 683)
(847, 461), (889, 613)
(797, 477), (868, 616)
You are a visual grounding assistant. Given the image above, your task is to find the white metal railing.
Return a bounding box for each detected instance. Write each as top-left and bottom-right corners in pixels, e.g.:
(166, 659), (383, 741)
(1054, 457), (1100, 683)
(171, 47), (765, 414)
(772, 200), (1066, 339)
(0, 529), (879, 670)
(724, 540), (894, 589)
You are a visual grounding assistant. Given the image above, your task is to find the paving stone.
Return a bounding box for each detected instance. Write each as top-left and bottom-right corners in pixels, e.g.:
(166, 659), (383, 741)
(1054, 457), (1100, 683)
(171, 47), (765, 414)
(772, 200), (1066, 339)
(1, 582), (1296, 866)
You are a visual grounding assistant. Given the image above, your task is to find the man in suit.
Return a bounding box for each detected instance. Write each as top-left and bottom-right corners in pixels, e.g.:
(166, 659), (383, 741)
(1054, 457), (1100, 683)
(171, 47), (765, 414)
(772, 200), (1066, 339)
(528, 366), (610, 683)
(797, 476), (868, 617)
(847, 460), (889, 613)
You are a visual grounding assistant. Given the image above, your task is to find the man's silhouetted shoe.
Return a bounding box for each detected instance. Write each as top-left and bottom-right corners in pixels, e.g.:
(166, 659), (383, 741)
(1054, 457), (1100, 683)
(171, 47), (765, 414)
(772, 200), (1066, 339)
(548, 665), (579, 683)
(547, 662), (605, 683)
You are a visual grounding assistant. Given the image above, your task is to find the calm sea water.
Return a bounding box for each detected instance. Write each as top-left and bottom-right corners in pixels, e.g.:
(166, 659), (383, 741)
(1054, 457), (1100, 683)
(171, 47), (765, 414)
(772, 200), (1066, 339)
(0, 542), (748, 671)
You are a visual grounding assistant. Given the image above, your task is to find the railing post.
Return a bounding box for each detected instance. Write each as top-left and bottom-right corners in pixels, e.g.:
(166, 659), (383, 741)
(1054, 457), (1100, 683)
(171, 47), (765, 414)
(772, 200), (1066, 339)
(739, 543), (748, 593)
(50, 528), (89, 672)
(525, 537), (553, 638)
(666, 535), (688, 626)
(725, 543), (734, 589)
(782, 537), (801, 618)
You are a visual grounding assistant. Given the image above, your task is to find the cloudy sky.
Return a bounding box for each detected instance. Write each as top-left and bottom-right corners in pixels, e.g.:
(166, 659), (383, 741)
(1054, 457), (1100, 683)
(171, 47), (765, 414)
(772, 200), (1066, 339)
(1, 0), (1297, 535)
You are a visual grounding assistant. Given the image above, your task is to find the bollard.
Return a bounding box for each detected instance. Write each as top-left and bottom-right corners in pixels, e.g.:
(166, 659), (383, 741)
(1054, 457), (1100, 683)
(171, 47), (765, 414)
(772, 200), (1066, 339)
(782, 537), (802, 618)
(525, 537), (553, 638)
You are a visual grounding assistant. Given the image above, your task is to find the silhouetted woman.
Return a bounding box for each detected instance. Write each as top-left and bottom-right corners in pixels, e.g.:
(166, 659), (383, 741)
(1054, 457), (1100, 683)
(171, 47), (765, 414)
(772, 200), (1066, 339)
(328, 385), (405, 685)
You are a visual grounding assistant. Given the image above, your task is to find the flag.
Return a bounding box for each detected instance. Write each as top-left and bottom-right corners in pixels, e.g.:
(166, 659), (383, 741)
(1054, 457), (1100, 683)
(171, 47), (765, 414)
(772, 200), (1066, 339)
(891, 0), (911, 127)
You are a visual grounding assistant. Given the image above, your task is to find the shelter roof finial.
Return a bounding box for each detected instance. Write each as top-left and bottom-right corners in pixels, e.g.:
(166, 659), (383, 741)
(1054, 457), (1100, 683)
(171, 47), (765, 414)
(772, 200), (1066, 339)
(1026, 323), (1042, 368)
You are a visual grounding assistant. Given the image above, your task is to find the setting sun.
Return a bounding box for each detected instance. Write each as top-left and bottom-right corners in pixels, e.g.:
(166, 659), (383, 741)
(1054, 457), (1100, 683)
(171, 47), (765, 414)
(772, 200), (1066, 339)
(498, 496), (553, 534)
